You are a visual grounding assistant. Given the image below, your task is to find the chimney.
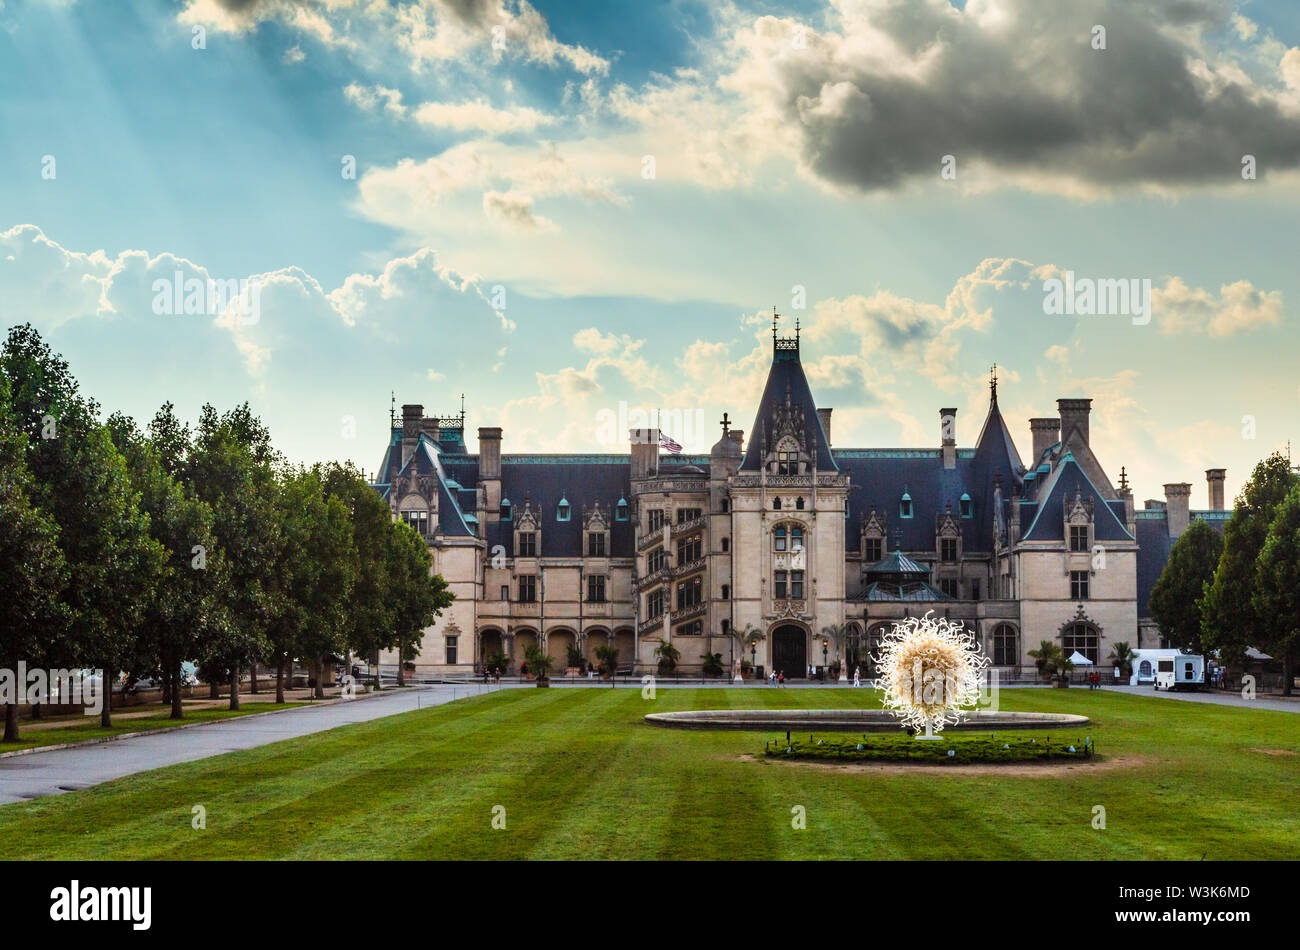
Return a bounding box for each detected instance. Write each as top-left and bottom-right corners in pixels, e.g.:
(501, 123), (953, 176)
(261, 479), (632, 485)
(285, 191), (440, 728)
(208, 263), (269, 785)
(1164, 482), (1192, 538)
(940, 408), (957, 469)
(1206, 468), (1225, 510)
(478, 427), (502, 480)
(1057, 399), (1092, 447)
(630, 428), (659, 480)
(816, 408), (832, 447)
(401, 404), (423, 467)
(1030, 418), (1060, 463)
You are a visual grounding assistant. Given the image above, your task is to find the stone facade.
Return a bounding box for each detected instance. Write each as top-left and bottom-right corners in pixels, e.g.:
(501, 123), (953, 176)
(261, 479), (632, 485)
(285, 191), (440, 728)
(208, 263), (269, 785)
(371, 332), (1223, 678)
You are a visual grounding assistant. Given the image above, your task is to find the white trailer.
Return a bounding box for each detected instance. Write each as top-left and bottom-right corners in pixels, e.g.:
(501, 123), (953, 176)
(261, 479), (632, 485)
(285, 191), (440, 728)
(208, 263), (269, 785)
(1154, 653), (1205, 691)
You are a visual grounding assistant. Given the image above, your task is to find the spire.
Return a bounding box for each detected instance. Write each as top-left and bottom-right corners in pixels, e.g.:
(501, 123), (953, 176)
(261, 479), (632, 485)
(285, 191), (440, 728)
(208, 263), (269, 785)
(989, 363), (999, 406)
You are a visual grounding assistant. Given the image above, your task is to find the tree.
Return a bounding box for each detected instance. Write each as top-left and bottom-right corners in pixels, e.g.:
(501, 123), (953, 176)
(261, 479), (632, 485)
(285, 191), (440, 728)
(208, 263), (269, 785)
(1108, 642), (1136, 681)
(387, 520), (452, 688)
(107, 412), (220, 720)
(653, 638), (680, 675)
(268, 466), (359, 700)
(524, 644), (553, 686)
(1253, 484), (1300, 695)
(1202, 452), (1297, 668)
(821, 623), (849, 679)
(1149, 519), (1223, 653)
(188, 404), (281, 710)
(320, 462), (397, 679)
(727, 623), (764, 677)
(1028, 640), (1068, 681)
(0, 377), (69, 741)
(593, 644), (619, 683)
(2, 326), (163, 728)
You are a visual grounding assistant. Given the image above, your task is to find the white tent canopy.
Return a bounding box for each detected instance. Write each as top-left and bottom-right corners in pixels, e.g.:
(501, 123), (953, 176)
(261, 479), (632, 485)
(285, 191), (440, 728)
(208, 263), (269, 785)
(1069, 651), (1094, 665)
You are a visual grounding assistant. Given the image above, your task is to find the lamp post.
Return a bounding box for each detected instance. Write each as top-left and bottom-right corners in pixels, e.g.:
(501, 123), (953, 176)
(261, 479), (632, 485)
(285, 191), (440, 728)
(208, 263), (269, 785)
(821, 639), (828, 679)
(751, 639), (757, 672)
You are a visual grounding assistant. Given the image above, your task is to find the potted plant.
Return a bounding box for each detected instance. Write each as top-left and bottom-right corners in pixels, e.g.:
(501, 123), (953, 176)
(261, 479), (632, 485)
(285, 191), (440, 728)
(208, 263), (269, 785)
(1108, 641), (1135, 683)
(565, 643), (585, 677)
(653, 638), (680, 676)
(701, 651), (724, 678)
(594, 644), (619, 684)
(524, 644), (553, 687)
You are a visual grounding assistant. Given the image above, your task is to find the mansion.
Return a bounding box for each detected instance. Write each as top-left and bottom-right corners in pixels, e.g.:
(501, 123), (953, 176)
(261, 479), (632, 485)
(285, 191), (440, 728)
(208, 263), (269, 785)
(371, 328), (1225, 677)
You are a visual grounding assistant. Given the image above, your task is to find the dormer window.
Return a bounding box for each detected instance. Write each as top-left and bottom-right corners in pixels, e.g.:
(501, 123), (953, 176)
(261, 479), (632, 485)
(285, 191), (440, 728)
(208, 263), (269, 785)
(960, 493), (972, 518)
(900, 491), (913, 519)
(778, 451), (798, 475)
(557, 495), (571, 522)
(500, 498), (512, 521)
(615, 496), (629, 521)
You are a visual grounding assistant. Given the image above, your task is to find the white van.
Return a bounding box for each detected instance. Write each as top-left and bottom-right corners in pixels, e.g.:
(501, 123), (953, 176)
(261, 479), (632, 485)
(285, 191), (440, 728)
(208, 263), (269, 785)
(1154, 654), (1205, 691)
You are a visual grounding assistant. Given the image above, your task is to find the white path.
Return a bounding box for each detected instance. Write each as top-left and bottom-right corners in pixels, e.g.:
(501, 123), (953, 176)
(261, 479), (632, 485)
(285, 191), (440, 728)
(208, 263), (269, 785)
(0, 684), (503, 806)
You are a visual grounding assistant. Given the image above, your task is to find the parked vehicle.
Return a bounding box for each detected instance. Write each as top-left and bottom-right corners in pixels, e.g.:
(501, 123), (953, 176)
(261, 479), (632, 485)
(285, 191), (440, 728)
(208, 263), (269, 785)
(1154, 654), (1205, 691)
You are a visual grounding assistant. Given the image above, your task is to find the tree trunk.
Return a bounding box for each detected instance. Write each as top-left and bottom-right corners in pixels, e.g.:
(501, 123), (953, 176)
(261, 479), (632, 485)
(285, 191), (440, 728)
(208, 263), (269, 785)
(229, 664), (240, 711)
(250, 660), (259, 694)
(170, 656), (185, 720)
(209, 677), (219, 699)
(101, 665), (114, 728)
(3, 703), (18, 742)
(313, 656), (325, 700)
(30, 701), (42, 720)
(397, 637), (406, 688)
(1283, 646), (1294, 697)
(275, 657), (285, 705)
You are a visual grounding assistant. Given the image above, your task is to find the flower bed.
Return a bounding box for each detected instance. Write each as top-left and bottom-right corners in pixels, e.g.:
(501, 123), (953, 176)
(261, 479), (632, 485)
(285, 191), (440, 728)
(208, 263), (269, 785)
(764, 733), (1094, 764)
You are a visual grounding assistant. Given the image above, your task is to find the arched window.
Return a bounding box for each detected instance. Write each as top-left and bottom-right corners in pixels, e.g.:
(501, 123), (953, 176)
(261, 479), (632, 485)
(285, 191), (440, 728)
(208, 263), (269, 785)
(992, 624), (1018, 666)
(615, 496), (629, 521)
(773, 497), (782, 510)
(796, 496), (805, 510)
(774, 526), (787, 551)
(960, 492), (972, 518)
(557, 495), (571, 522)
(500, 498), (512, 521)
(1139, 660), (1152, 677)
(1062, 622), (1099, 665)
(900, 491), (913, 519)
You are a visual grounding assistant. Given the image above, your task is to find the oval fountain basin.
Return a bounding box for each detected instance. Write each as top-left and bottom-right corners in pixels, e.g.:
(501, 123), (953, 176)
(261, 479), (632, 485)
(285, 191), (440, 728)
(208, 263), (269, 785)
(644, 709), (1089, 731)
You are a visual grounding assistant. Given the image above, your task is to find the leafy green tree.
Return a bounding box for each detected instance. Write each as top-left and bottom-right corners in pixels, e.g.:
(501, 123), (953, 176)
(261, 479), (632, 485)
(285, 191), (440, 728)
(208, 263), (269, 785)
(1202, 452), (1297, 667)
(1149, 518), (1223, 653)
(1, 326), (163, 727)
(188, 404), (281, 710)
(269, 466), (359, 700)
(524, 643), (553, 685)
(1253, 484), (1300, 695)
(653, 638), (680, 675)
(0, 377), (69, 741)
(387, 520), (452, 687)
(593, 644), (619, 682)
(107, 412), (220, 719)
(319, 462), (397, 676)
(1108, 642), (1136, 681)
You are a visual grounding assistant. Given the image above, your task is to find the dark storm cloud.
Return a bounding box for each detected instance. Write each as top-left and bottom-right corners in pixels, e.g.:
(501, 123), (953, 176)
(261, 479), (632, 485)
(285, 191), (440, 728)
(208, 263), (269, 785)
(769, 0), (1300, 192)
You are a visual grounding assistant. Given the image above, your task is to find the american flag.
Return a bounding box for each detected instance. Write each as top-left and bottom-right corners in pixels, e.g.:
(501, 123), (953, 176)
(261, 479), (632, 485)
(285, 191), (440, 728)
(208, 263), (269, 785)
(660, 432), (682, 454)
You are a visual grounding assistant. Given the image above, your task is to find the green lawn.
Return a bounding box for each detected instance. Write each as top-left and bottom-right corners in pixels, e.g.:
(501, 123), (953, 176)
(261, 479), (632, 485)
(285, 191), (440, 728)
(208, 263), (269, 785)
(0, 703), (305, 754)
(0, 686), (1296, 860)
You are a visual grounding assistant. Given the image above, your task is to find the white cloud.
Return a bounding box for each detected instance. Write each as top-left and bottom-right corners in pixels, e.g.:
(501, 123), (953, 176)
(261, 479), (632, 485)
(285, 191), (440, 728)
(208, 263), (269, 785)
(1155, 276), (1284, 336)
(413, 99), (555, 134)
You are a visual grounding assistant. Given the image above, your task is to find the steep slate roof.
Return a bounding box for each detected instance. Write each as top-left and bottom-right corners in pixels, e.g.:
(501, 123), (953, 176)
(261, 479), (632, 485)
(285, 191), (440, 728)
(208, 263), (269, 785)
(1021, 452), (1133, 543)
(1135, 509), (1230, 616)
(741, 339), (837, 472)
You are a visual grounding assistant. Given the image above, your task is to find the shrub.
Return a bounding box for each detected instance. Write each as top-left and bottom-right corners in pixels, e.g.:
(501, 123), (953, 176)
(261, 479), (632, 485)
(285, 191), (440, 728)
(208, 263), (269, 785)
(764, 734), (1094, 764)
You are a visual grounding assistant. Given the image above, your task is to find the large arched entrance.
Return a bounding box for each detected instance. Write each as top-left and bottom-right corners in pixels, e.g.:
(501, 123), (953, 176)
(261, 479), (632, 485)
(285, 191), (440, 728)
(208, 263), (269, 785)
(772, 624), (807, 678)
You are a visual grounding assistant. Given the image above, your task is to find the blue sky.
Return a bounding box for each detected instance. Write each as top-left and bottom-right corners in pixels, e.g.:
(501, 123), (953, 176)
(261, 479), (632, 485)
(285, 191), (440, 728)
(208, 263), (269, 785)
(1, 0), (1298, 505)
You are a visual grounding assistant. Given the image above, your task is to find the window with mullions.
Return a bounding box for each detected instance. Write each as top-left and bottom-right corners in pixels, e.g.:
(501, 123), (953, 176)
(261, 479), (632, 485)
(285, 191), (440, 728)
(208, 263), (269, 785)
(676, 576), (702, 609)
(1069, 525), (1089, 552)
(864, 537), (883, 562)
(1062, 622), (1098, 664)
(400, 510), (428, 534)
(676, 535), (702, 564)
(647, 547), (665, 574)
(518, 575), (537, 602)
(774, 570), (787, 599)
(588, 532), (606, 557)
(777, 451), (799, 475)
(1070, 570), (1089, 600)
(648, 509), (665, 532)
(941, 538), (958, 562)
(676, 507), (701, 524)
(991, 624), (1017, 665)
(586, 575), (607, 603)
(517, 531), (537, 557)
(791, 570), (804, 599)
(646, 589), (664, 618)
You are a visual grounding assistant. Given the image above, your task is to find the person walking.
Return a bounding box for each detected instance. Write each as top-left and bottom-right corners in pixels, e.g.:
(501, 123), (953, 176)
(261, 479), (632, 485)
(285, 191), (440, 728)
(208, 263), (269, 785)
(852, 666), (861, 687)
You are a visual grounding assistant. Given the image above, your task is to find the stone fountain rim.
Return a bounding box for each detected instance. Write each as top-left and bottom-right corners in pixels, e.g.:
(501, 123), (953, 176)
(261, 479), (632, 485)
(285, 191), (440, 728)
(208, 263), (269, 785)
(644, 709), (1089, 731)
